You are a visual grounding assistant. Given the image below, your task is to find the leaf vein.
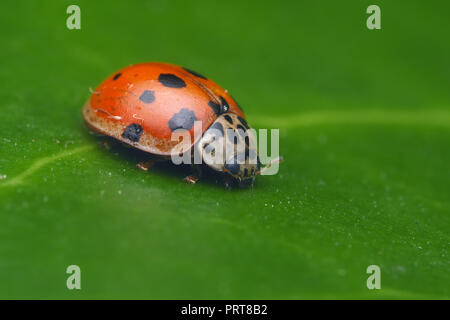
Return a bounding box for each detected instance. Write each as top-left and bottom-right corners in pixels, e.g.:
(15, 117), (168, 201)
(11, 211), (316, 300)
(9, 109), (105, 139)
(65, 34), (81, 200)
(0, 145), (94, 188)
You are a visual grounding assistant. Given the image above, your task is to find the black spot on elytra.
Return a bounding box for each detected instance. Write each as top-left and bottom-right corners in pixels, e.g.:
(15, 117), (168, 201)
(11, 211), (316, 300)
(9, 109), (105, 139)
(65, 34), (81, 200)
(224, 115), (233, 124)
(168, 108), (197, 131)
(139, 90), (155, 103)
(113, 73), (121, 80)
(208, 97), (229, 115)
(183, 67), (207, 80)
(219, 96), (229, 112)
(244, 168), (249, 176)
(208, 122), (224, 136)
(208, 100), (221, 114)
(158, 73), (186, 88)
(238, 116), (249, 129)
(122, 123), (143, 142)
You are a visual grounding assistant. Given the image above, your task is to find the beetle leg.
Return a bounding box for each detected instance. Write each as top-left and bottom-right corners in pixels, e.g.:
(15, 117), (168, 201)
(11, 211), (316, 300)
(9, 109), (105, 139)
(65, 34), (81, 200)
(184, 175), (199, 184)
(137, 159), (158, 171)
(184, 165), (202, 184)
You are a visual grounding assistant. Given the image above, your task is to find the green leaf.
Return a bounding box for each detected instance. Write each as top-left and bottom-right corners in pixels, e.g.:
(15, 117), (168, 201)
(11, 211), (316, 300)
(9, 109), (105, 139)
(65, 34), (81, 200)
(0, 0), (449, 299)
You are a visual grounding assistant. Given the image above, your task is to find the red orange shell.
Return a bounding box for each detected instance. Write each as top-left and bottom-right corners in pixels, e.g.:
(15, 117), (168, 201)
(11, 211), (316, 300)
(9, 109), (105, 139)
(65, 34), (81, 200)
(82, 62), (245, 156)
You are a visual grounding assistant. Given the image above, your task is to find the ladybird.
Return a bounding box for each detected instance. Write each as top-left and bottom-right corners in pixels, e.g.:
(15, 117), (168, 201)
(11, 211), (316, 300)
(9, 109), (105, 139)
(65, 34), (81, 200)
(82, 62), (270, 188)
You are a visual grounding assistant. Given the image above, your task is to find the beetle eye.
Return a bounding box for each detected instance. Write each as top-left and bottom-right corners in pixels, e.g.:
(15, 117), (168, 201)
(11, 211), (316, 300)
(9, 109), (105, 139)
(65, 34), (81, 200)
(223, 105), (229, 112)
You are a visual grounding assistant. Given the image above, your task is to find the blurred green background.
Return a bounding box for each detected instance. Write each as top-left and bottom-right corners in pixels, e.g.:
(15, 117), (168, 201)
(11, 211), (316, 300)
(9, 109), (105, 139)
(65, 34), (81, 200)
(0, 0), (449, 299)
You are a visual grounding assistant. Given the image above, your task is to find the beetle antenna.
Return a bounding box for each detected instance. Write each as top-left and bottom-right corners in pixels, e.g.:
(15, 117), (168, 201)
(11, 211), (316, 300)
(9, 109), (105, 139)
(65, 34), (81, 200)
(258, 156), (283, 175)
